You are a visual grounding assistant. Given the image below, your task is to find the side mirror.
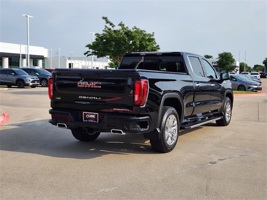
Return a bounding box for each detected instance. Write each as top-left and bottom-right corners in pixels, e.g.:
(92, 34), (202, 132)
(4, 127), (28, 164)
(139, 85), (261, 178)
(36, 73), (39, 76)
(11, 73), (15, 76)
(220, 72), (229, 81)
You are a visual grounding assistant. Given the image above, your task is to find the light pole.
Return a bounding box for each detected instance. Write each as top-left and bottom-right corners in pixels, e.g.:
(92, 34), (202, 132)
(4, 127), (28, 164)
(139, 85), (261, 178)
(89, 32), (95, 68)
(50, 49), (53, 68)
(22, 14), (33, 67)
(58, 48), (60, 68)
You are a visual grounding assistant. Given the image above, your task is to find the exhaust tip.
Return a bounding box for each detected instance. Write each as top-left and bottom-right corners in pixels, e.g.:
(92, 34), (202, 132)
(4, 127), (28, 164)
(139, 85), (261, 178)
(57, 123), (67, 129)
(111, 129), (126, 135)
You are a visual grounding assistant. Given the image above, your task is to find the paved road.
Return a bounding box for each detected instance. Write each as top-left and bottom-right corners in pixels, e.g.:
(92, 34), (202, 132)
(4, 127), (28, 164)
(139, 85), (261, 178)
(0, 80), (266, 200)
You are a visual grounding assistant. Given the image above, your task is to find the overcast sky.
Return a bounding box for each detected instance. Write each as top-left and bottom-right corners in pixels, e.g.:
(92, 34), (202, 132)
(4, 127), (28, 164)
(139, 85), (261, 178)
(0, 0), (266, 67)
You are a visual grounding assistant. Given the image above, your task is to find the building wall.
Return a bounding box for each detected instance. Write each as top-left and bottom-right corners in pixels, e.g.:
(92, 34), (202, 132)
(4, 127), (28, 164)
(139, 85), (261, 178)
(45, 56), (109, 69)
(1, 42), (109, 69)
(0, 42), (48, 68)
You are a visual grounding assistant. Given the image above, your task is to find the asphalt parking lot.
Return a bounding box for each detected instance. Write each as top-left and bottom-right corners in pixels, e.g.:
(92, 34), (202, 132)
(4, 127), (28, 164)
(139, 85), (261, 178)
(0, 79), (266, 200)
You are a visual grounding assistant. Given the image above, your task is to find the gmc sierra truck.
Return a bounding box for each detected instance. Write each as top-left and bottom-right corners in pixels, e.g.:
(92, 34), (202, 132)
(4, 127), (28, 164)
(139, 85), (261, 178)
(48, 52), (233, 153)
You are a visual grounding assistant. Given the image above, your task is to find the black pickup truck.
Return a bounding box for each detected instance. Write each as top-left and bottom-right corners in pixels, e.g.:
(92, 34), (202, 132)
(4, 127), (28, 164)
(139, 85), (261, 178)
(48, 52), (233, 153)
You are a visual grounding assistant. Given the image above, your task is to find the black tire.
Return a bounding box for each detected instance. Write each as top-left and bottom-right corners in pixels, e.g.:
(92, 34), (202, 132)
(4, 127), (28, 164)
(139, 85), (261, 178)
(7, 84), (12, 88)
(31, 86), (36, 88)
(216, 97), (232, 126)
(71, 127), (100, 142)
(150, 106), (179, 153)
(237, 85), (246, 91)
(41, 79), (48, 87)
(17, 80), (25, 88)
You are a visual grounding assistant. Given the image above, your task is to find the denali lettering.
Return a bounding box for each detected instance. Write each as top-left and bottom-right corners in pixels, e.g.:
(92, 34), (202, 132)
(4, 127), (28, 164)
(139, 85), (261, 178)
(77, 81), (101, 88)
(79, 96), (101, 100)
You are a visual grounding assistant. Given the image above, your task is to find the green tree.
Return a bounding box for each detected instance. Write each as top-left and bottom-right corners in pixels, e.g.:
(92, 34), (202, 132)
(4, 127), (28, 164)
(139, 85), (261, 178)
(263, 58), (267, 72)
(204, 55), (213, 59)
(217, 52), (235, 72)
(84, 17), (160, 67)
(263, 58), (267, 67)
(239, 62), (246, 73)
(253, 64), (264, 72)
(239, 62), (249, 73)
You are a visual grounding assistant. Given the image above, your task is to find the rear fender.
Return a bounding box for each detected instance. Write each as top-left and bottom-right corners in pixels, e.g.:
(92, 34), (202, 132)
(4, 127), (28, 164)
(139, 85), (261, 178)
(158, 93), (184, 129)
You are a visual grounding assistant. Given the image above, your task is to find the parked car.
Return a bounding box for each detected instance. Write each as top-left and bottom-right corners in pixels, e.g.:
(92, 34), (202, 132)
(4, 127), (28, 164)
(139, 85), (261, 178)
(230, 74), (262, 91)
(21, 67), (51, 87)
(44, 68), (55, 73)
(0, 68), (39, 88)
(242, 74), (261, 84)
(260, 72), (266, 78)
(250, 72), (260, 79)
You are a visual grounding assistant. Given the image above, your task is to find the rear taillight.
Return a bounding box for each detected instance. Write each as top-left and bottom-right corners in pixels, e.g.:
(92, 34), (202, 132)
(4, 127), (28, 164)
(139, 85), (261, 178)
(134, 79), (148, 106)
(48, 77), (54, 100)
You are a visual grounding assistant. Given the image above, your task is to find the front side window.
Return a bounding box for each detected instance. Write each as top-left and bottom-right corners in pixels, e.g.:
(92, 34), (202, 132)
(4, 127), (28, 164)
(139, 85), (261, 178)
(189, 56), (204, 77)
(36, 69), (51, 75)
(202, 59), (217, 79)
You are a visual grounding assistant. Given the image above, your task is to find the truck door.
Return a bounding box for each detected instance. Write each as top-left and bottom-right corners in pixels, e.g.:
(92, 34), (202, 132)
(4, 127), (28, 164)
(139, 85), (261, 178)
(201, 58), (223, 112)
(188, 56), (212, 115)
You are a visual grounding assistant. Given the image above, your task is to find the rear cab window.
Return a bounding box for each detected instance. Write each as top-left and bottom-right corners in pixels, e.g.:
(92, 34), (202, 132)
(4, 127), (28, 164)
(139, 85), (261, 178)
(119, 54), (187, 74)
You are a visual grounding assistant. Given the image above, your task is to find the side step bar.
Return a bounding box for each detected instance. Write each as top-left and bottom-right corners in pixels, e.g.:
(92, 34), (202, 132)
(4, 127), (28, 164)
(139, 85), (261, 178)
(181, 116), (223, 129)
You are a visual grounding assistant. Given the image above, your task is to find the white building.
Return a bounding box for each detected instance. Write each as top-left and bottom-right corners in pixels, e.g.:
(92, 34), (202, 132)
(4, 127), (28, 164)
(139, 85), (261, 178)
(0, 42), (109, 69)
(0, 42), (48, 68)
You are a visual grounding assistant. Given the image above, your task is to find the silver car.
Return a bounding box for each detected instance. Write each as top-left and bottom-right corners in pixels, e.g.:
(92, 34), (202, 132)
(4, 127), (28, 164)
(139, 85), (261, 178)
(230, 74), (262, 91)
(0, 68), (39, 88)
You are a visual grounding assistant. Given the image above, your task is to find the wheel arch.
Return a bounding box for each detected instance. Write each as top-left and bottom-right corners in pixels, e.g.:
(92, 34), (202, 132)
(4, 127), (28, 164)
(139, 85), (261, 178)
(220, 90), (233, 112)
(158, 93), (184, 127)
(16, 78), (25, 84)
(225, 91), (234, 107)
(237, 84), (246, 91)
(40, 78), (48, 84)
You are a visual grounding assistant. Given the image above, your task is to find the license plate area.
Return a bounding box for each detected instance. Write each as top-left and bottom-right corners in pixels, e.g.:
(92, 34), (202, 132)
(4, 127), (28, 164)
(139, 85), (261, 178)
(83, 112), (99, 123)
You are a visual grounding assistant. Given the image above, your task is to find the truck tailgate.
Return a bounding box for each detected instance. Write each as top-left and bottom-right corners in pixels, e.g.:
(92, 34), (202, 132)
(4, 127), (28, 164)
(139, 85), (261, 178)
(52, 69), (139, 108)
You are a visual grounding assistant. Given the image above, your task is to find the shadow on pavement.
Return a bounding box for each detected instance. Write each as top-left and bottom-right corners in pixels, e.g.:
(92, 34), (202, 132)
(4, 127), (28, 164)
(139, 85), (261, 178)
(0, 119), (155, 159)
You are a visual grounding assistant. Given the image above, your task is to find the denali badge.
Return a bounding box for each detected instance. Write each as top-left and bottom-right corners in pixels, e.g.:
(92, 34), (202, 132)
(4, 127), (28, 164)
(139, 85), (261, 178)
(79, 96), (101, 100)
(77, 81), (101, 88)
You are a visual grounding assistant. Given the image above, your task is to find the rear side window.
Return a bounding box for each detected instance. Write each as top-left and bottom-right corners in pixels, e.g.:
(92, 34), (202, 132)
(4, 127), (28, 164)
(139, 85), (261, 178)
(189, 56), (204, 77)
(6, 70), (14, 75)
(0, 70), (6, 75)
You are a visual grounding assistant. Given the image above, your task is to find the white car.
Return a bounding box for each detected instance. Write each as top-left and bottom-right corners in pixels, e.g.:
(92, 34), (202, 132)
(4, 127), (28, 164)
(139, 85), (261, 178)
(241, 72), (250, 75)
(250, 72), (260, 79)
